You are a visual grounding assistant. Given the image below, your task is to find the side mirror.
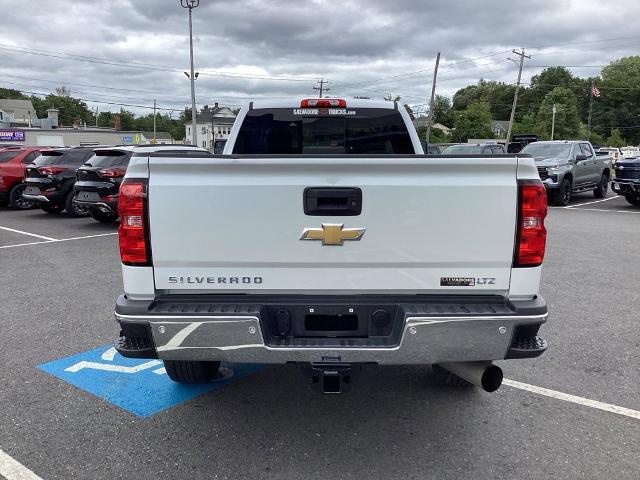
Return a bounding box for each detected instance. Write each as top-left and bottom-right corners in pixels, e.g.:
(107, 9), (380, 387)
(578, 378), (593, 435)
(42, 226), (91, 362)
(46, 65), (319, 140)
(575, 154), (587, 162)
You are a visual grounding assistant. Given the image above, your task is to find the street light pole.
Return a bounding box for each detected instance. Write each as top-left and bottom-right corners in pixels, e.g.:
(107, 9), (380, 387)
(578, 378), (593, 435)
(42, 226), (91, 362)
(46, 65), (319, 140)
(551, 104), (557, 141)
(181, 0), (199, 146)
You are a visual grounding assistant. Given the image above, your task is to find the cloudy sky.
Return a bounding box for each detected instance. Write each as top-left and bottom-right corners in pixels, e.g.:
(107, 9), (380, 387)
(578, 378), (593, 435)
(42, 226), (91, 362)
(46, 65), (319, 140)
(1, 0), (639, 116)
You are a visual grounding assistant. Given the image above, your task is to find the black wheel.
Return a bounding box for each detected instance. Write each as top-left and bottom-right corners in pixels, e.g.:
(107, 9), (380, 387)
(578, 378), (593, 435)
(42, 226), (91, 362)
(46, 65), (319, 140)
(593, 173), (609, 199)
(8, 184), (34, 210)
(89, 209), (119, 223)
(550, 178), (572, 206)
(164, 360), (221, 384)
(65, 191), (90, 217)
(431, 365), (473, 388)
(41, 204), (64, 214)
(624, 194), (640, 207)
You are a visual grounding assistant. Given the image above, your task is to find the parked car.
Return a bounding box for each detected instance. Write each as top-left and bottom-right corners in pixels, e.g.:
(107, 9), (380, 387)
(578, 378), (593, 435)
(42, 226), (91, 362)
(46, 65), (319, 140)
(598, 147), (622, 164)
(620, 146), (640, 159)
(73, 147), (134, 222)
(22, 147), (99, 216)
(520, 140), (611, 206)
(113, 98), (548, 393)
(74, 145), (207, 223)
(612, 157), (640, 206)
(0, 146), (50, 209)
(441, 143), (506, 154)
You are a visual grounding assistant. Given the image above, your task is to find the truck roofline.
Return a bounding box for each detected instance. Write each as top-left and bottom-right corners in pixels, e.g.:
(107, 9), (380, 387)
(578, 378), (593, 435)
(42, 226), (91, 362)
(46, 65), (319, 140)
(248, 97), (397, 110)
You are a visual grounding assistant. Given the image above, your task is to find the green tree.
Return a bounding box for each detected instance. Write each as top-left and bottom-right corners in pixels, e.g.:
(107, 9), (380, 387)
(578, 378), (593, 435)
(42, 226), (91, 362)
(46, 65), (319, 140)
(451, 101), (494, 142)
(118, 109), (136, 130)
(0, 88), (28, 100)
(30, 93), (93, 126)
(606, 128), (625, 147)
(536, 87), (581, 140)
(594, 56), (640, 144)
(432, 94), (453, 127)
(452, 80), (515, 121)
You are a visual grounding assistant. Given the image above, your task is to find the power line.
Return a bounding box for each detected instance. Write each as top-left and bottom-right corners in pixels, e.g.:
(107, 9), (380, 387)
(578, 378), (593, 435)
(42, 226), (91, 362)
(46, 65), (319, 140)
(0, 44), (317, 83)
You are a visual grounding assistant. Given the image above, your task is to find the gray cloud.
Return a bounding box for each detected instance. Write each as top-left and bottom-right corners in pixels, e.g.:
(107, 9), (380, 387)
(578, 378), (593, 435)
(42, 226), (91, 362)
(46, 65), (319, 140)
(1, 0), (638, 115)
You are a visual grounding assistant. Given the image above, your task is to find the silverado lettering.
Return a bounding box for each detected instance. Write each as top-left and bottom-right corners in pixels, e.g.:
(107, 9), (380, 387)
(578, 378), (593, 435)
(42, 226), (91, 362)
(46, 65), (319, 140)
(168, 276), (263, 284)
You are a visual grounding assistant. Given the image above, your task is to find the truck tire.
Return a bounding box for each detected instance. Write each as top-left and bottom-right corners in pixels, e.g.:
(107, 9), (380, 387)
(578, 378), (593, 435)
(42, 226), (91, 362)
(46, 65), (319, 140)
(550, 178), (572, 206)
(9, 184), (34, 210)
(65, 191), (90, 218)
(624, 195), (640, 207)
(593, 173), (609, 198)
(164, 360), (221, 384)
(431, 364), (473, 388)
(89, 209), (119, 223)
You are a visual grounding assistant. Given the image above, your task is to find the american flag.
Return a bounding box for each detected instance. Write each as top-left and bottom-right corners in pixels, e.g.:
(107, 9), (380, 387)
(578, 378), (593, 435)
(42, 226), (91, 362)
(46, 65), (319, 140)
(592, 85), (601, 97)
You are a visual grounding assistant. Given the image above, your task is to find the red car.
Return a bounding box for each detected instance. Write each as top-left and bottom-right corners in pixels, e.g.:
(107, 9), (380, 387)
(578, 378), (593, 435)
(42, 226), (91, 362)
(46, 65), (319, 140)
(0, 146), (51, 209)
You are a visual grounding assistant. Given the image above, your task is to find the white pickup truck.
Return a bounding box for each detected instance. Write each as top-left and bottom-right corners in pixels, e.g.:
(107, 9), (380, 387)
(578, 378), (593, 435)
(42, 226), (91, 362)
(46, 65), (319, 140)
(114, 98), (548, 393)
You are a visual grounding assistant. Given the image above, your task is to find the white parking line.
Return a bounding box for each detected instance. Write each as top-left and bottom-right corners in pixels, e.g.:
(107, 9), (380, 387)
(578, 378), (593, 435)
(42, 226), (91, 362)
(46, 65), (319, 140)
(0, 232), (117, 250)
(565, 196), (619, 208)
(0, 225), (57, 241)
(0, 448), (43, 480)
(550, 207), (640, 214)
(504, 379), (640, 420)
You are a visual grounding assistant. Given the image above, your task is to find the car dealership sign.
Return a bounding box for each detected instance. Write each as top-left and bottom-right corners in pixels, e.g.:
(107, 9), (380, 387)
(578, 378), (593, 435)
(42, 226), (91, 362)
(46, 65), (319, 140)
(0, 130), (25, 141)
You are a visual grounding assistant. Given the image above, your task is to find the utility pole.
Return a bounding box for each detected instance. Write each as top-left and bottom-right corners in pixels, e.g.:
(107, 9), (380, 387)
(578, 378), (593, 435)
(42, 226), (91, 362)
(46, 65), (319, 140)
(587, 80), (594, 139)
(314, 79), (330, 98)
(551, 103), (557, 140)
(153, 99), (157, 143)
(505, 48), (531, 150)
(95, 107), (98, 127)
(181, 0), (200, 146)
(425, 52), (441, 147)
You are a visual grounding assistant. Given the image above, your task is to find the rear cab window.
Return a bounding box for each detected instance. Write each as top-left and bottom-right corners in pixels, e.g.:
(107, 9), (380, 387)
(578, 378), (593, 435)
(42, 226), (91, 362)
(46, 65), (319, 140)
(232, 107), (415, 154)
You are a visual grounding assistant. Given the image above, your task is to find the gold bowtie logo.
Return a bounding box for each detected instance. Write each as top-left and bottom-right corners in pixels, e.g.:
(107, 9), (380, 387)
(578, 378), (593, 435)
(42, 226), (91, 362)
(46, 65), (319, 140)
(299, 223), (366, 246)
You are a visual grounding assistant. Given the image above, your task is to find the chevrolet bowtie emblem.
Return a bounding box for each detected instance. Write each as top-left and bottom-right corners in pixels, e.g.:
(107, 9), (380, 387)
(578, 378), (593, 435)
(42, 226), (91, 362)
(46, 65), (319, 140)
(299, 223), (366, 246)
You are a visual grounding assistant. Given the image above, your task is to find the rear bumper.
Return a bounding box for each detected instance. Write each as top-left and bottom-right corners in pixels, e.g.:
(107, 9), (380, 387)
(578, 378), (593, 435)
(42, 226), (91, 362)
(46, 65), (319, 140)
(114, 294), (548, 364)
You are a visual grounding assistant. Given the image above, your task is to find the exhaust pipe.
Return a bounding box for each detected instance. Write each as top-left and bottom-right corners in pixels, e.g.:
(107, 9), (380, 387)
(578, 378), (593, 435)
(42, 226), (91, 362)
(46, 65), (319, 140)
(438, 361), (503, 392)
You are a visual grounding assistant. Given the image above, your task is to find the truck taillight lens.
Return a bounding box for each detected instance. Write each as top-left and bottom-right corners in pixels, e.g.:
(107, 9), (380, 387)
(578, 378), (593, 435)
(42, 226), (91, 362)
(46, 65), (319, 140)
(514, 181), (547, 267)
(118, 179), (150, 266)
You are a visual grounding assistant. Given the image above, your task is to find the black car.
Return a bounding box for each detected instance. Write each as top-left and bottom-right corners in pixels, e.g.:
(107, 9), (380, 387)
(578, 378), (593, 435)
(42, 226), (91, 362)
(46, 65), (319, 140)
(22, 147), (98, 216)
(612, 157), (640, 206)
(74, 147), (134, 222)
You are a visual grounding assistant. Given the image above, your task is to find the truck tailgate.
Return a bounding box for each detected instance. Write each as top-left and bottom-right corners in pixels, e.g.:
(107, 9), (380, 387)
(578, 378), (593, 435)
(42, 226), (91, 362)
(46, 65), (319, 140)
(147, 156), (518, 294)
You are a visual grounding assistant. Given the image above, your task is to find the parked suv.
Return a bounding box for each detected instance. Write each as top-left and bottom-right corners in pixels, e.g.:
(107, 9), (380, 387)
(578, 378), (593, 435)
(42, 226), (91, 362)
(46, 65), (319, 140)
(0, 146), (49, 209)
(74, 147), (134, 222)
(612, 156), (640, 206)
(22, 147), (99, 216)
(521, 140), (611, 206)
(74, 145), (208, 223)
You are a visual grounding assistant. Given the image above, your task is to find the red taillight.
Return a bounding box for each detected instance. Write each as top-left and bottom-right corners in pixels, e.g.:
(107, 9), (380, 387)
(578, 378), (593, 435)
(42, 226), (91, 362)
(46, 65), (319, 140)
(99, 167), (126, 178)
(118, 179), (150, 266)
(514, 181), (547, 267)
(300, 98), (347, 108)
(37, 166), (65, 175)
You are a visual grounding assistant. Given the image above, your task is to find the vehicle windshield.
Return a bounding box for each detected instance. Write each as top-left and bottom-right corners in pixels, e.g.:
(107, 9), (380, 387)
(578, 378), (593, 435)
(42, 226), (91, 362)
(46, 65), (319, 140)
(84, 150), (131, 167)
(0, 151), (21, 163)
(521, 143), (572, 158)
(441, 145), (484, 154)
(233, 107), (414, 154)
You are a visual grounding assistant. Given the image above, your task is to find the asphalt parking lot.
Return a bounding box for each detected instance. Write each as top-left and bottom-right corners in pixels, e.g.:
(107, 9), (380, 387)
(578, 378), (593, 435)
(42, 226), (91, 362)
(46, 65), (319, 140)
(1, 191), (639, 480)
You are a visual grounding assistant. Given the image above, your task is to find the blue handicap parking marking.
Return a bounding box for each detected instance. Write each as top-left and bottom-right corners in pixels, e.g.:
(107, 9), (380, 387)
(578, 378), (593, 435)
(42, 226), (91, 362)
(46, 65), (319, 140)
(38, 345), (264, 417)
